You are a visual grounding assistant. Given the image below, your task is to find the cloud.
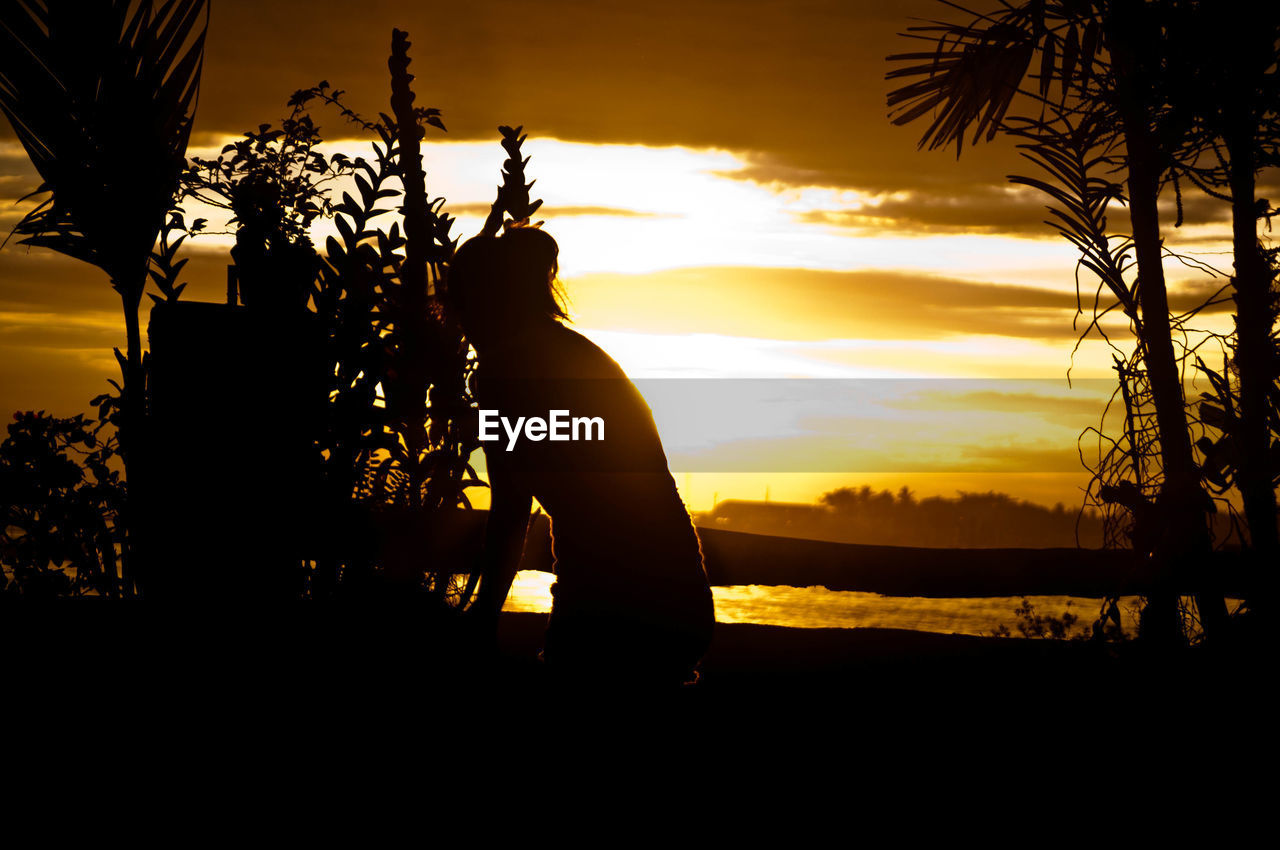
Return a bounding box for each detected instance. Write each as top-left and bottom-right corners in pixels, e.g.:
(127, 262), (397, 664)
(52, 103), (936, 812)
(0, 246), (234, 415)
(955, 442), (1085, 473)
(566, 265), (1139, 342)
(794, 185), (1058, 236)
(779, 176), (1270, 239)
(445, 202), (669, 218)
(0, 310), (124, 348)
(1, 1), (1024, 197)
(7, 1), (1277, 237)
(0, 143), (37, 174)
(899, 389), (1111, 415)
(661, 432), (1084, 472)
(0, 247), (231, 314)
(885, 389), (1113, 427)
(1166, 277), (1235, 314)
(0, 339), (121, 419)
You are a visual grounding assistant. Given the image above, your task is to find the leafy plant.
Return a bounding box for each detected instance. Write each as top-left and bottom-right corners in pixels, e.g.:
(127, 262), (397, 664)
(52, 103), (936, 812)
(1, 408), (126, 597)
(482, 125), (545, 235)
(147, 211), (206, 305)
(993, 598), (1097, 641)
(181, 98), (353, 310)
(257, 31), (532, 603)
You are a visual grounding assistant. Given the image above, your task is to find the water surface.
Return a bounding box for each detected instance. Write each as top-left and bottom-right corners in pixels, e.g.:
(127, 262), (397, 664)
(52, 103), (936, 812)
(502, 570), (1144, 638)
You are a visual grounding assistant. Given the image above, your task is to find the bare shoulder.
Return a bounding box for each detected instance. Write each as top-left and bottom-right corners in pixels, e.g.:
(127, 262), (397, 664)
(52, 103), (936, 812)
(473, 322), (633, 401)
(533, 322), (630, 380)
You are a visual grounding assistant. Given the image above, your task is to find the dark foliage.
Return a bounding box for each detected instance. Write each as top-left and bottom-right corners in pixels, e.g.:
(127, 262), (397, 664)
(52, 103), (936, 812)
(1, 409), (125, 597)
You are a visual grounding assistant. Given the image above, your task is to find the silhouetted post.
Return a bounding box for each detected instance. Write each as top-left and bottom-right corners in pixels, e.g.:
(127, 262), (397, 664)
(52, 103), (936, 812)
(147, 300), (326, 600)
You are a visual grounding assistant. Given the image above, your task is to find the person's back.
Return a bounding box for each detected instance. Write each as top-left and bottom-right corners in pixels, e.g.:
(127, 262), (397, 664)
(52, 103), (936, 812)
(475, 319), (714, 686)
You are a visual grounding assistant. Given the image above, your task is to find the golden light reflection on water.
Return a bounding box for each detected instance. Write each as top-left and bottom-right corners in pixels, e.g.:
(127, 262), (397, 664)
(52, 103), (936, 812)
(501, 570), (1143, 638)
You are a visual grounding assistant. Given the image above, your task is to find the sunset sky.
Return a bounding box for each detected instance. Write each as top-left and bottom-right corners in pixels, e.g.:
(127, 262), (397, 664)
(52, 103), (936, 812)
(0, 0), (1253, 510)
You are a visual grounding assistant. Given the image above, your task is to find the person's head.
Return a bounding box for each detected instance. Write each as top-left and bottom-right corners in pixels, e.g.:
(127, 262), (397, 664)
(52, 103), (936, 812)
(446, 224), (568, 347)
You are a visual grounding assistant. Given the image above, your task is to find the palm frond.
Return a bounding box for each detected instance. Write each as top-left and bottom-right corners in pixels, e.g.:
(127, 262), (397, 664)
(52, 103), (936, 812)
(0, 0), (209, 293)
(888, 16), (1039, 155)
(886, 0), (1104, 156)
(1005, 110), (1134, 313)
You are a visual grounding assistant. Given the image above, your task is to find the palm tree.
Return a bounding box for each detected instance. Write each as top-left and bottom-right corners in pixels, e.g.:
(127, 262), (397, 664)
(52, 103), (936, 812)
(0, 0), (209, 594)
(1162, 1), (1280, 618)
(887, 0), (1225, 640)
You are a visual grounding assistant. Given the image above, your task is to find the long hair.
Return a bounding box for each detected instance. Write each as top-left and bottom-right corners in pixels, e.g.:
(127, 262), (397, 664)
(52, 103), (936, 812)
(499, 224), (570, 322)
(446, 226), (569, 328)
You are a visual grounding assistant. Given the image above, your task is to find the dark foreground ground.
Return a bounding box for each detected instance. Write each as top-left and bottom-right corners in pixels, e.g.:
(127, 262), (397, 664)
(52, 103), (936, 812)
(6, 604), (1268, 733)
(5, 605), (1270, 822)
(7, 603), (1275, 814)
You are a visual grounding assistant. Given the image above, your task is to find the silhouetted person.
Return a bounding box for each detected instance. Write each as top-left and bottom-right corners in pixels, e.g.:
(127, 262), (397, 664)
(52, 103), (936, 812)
(449, 224), (714, 687)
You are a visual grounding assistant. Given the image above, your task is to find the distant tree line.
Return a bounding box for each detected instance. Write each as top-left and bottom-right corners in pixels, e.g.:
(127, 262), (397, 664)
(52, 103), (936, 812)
(699, 487), (1108, 548)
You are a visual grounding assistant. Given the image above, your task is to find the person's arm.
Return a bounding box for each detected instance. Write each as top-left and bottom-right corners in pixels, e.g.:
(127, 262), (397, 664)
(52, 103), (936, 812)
(471, 446), (533, 632)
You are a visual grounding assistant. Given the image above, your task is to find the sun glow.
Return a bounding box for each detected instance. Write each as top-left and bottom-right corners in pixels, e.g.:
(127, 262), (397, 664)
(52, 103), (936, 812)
(47, 135), (1233, 509)
(180, 135), (1095, 281)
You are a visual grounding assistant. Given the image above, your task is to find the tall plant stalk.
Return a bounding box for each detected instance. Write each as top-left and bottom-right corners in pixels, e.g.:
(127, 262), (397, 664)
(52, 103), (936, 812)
(385, 28), (454, 515)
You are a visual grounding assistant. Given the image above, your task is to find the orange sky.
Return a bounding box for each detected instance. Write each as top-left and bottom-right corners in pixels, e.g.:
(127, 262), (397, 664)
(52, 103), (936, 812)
(0, 0), (1259, 509)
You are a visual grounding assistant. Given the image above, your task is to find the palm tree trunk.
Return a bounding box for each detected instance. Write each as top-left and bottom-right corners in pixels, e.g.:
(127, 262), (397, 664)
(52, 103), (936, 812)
(120, 282), (147, 598)
(1109, 1), (1226, 640)
(1225, 113), (1279, 617)
(1127, 127), (1225, 639)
